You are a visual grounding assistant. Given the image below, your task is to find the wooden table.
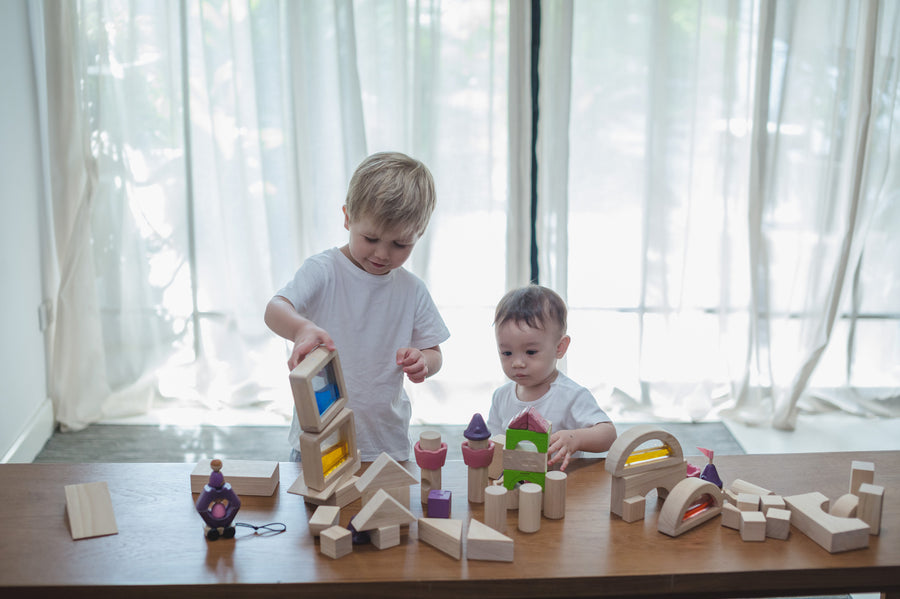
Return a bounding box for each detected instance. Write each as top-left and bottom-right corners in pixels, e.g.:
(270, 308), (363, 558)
(1, 452), (897, 598)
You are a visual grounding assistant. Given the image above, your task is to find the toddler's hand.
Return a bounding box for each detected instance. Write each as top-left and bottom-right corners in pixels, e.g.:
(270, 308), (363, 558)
(396, 347), (428, 383)
(288, 327), (335, 370)
(547, 430), (579, 472)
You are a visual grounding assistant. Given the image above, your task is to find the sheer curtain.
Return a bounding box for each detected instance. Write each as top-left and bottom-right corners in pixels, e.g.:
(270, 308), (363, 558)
(547, 0), (900, 427)
(34, 0), (899, 433)
(36, 0), (509, 430)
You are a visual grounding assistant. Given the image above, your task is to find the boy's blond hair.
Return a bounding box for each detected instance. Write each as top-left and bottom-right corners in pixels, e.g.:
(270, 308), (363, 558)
(345, 152), (436, 236)
(494, 285), (567, 336)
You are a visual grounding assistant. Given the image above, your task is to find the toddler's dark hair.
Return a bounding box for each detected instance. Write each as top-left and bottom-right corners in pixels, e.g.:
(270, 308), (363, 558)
(494, 285), (567, 335)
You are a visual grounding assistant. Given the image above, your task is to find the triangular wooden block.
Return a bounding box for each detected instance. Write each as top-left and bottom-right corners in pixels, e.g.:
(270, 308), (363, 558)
(355, 453), (418, 495)
(418, 517), (463, 560)
(65, 481), (118, 540)
(466, 518), (513, 562)
(351, 488), (416, 531)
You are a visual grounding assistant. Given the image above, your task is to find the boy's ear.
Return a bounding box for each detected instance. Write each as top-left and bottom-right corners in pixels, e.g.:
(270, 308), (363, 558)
(342, 206), (350, 231)
(556, 335), (571, 359)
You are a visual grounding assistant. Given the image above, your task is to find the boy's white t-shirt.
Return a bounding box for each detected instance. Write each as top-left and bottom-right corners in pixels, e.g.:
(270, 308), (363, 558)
(277, 247), (450, 461)
(486, 371), (611, 456)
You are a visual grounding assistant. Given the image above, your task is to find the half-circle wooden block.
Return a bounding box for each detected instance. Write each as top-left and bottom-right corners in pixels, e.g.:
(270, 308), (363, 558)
(657, 477), (724, 537)
(605, 424), (685, 477)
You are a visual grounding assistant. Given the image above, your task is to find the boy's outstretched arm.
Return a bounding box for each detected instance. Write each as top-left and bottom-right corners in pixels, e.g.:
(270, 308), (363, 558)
(264, 296), (336, 370)
(547, 421), (617, 471)
(396, 345), (442, 384)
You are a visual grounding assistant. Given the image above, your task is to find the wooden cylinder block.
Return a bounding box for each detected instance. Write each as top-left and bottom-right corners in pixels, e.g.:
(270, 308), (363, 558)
(419, 431), (442, 504)
(543, 470), (567, 519)
(518, 483), (542, 533)
(484, 485), (508, 533)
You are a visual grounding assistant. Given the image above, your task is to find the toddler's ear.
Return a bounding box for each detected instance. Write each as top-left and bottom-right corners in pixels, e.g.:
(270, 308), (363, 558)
(342, 205), (350, 230)
(556, 335), (571, 359)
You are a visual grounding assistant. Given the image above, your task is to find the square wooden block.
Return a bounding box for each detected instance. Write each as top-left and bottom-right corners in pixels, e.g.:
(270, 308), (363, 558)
(320, 525), (352, 559)
(290, 347), (349, 433)
(766, 507), (791, 540)
(740, 510), (766, 542)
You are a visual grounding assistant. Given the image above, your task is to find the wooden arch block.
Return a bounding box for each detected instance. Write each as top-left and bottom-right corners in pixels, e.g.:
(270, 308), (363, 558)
(605, 424), (684, 477)
(657, 477), (724, 537)
(784, 492), (869, 553)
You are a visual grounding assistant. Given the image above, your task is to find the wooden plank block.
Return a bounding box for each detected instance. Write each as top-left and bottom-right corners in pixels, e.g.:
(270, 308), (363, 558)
(502, 448), (547, 473)
(466, 518), (513, 562)
(849, 460), (875, 495)
(417, 518), (463, 560)
(190, 460), (279, 496)
(308, 505), (340, 536)
(857, 483), (884, 535)
(65, 481), (118, 540)
(784, 492), (870, 553)
(288, 470), (360, 508)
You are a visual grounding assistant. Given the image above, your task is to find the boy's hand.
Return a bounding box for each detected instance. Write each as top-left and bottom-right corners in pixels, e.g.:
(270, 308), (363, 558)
(288, 327), (335, 370)
(396, 347), (428, 383)
(548, 429), (580, 472)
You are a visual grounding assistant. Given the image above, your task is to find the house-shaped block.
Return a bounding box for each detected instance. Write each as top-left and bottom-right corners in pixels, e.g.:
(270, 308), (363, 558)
(502, 407), (551, 491)
(355, 452), (418, 508)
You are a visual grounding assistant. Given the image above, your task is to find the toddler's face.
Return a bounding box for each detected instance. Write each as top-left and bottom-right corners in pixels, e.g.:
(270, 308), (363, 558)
(495, 320), (567, 390)
(344, 212), (418, 276)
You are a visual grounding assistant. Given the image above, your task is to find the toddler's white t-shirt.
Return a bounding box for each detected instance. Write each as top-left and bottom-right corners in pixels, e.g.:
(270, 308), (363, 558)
(486, 372), (611, 457)
(277, 247), (449, 461)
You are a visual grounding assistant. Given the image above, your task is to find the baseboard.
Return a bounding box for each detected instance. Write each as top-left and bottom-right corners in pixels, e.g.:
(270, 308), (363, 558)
(1, 399), (55, 463)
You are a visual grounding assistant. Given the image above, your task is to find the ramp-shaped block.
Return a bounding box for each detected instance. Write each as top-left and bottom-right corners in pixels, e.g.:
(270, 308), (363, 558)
(466, 518), (513, 562)
(418, 518), (463, 560)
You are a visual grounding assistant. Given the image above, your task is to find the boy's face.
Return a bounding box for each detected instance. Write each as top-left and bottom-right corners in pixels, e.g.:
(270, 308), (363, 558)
(343, 208), (418, 276)
(495, 319), (570, 391)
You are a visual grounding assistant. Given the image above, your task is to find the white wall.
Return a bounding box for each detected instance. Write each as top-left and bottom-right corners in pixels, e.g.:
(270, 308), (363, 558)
(0, 0), (54, 462)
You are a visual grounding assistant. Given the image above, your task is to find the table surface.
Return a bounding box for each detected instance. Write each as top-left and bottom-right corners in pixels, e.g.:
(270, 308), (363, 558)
(1, 451), (897, 598)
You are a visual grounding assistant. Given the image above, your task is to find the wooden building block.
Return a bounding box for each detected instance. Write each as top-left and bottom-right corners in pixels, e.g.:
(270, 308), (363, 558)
(736, 492), (760, 512)
(289, 347), (349, 433)
(850, 461), (875, 495)
(784, 492), (870, 553)
(830, 493), (859, 518)
(622, 496), (646, 523)
(65, 481), (118, 540)
(427, 489), (452, 518)
(190, 460), (279, 496)
(370, 525), (401, 550)
(363, 485), (410, 510)
(609, 460), (686, 521)
(605, 424), (685, 477)
(766, 507), (791, 540)
(518, 482), (543, 533)
(857, 483), (884, 535)
(417, 431), (443, 504)
(484, 485), (508, 533)
(350, 488), (416, 532)
(721, 501), (741, 530)
(355, 452), (418, 503)
(488, 434), (506, 479)
(320, 525), (352, 559)
(740, 511), (767, 542)
(418, 518), (463, 560)
(299, 407), (360, 492)
(730, 478), (774, 497)
(466, 518), (514, 562)
(503, 448), (548, 473)
(308, 505), (340, 536)
(543, 470), (567, 519)
(760, 494), (785, 514)
(289, 471), (361, 508)
(657, 477), (724, 537)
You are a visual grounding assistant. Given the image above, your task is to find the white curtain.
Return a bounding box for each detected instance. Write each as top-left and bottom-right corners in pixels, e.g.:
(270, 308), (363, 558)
(551, 0), (900, 427)
(33, 0), (899, 432)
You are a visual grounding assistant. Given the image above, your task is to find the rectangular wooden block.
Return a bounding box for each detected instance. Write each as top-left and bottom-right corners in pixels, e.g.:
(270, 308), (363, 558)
(65, 481), (118, 540)
(488, 434), (506, 479)
(736, 492), (760, 512)
(765, 507), (791, 540)
(857, 483), (884, 535)
(190, 460), (279, 496)
(502, 448), (547, 473)
(850, 461), (875, 495)
(760, 494), (785, 514)
(721, 501), (741, 530)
